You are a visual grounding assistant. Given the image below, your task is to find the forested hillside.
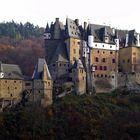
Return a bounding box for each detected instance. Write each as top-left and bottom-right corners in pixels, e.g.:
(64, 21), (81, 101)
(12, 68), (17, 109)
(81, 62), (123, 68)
(0, 21), (45, 76)
(0, 93), (140, 140)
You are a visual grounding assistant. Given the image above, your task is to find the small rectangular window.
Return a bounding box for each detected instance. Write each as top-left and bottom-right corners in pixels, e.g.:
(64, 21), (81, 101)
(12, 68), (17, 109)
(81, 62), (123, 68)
(133, 57), (136, 63)
(48, 82), (50, 86)
(112, 59), (115, 63)
(100, 66), (102, 70)
(95, 66), (97, 70)
(104, 66), (107, 71)
(95, 57), (99, 62)
(102, 58), (106, 62)
(25, 83), (31, 86)
(128, 59), (130, 63)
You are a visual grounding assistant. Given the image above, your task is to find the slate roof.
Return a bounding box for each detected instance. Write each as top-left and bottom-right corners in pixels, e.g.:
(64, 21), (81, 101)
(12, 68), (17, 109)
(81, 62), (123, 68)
(0, 63), (23, 80)
(72, 59), (84, 69)
(65, 18), (81, 39)
(46, 18), (65, 39)
(117, 29), (140, 47)
(45, 23), (50, 33)
(117, 29), (128, 47)
(51, 42), (69, 63)
(45, 40), (61, 65)
(32, 58), (52, 80)
(128, 30), (137, 46)
(87, 24), (115, 44)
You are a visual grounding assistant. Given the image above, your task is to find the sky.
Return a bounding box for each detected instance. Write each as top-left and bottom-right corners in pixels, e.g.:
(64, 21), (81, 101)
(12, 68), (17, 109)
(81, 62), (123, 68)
(0, 0), (140, 32)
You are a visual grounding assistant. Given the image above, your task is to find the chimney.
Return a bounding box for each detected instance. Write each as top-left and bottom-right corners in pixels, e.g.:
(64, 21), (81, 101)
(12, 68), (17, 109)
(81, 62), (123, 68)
(125, 33), (129, 47)
(55, 18), (59, 22)
(75, 19), (79, 26)
(112, 28), (115, 35)
(84, 22), (87, 30)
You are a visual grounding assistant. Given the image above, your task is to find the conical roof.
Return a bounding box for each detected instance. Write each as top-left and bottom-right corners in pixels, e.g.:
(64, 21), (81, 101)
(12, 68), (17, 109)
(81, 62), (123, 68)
(50, 42), (69, 63)
(32, 58), (52, 80)
(73, 59), (84, 69)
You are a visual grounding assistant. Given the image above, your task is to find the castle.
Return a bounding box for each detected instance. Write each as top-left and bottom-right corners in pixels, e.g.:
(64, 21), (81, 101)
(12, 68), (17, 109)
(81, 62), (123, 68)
(44, 18), (140, 93)
(1, 17), (140, 110)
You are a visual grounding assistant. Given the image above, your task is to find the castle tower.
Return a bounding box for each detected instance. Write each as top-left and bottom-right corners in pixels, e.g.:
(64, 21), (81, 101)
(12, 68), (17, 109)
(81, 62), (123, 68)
(71, 59), (86, 95)
(65, 18), (82, 64)
(32, 58), (53, 107)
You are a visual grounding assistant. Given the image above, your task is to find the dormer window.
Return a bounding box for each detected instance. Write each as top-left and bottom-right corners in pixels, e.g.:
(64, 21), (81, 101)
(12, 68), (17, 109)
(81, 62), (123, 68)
(105, 37), (109, 43)
(44, 33), (51, 39)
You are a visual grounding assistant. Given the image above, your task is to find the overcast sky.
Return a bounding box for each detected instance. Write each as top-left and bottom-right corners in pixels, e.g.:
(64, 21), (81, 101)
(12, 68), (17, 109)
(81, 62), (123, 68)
(0, 0), (140, 32)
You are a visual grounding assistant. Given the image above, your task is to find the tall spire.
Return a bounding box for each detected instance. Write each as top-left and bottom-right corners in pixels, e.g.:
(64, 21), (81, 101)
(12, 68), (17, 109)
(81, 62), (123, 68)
(45, 23), (50, 33)
(32, 58), (52, 80)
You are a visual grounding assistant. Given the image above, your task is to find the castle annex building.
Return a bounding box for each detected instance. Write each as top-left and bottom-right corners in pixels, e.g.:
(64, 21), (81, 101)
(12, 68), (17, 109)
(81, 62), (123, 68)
(0, 58), (53, 110)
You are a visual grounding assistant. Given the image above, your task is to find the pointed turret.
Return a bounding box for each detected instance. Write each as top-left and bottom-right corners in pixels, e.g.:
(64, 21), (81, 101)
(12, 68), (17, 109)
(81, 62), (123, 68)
(45, 23), (50, 33)
(72, 59), (86, 95)
(32, 58), (51, 80)
(73, 59), (84, 69)
(32, 58), (53, 107)
(42, 63), (52, 81)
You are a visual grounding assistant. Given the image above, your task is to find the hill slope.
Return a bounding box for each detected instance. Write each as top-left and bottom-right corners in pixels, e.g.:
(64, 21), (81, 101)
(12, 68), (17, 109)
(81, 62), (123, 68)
(0, 93), (140, 140)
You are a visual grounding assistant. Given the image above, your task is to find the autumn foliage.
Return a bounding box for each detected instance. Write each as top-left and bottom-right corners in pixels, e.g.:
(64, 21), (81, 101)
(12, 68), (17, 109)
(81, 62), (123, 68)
(0, 21), (45, 76)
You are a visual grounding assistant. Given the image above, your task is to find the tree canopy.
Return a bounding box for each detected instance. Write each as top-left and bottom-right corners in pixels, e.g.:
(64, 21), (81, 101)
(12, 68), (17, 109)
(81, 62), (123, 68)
(0, 21), (44, 40)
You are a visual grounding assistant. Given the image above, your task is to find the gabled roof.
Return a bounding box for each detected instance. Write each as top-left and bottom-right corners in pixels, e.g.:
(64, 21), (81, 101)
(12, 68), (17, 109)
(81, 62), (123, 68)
(51, 42), (69, 63)
(0, 62), (23, 79)
(32, 58), (52, 80)
(65, 18), (81, 39)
